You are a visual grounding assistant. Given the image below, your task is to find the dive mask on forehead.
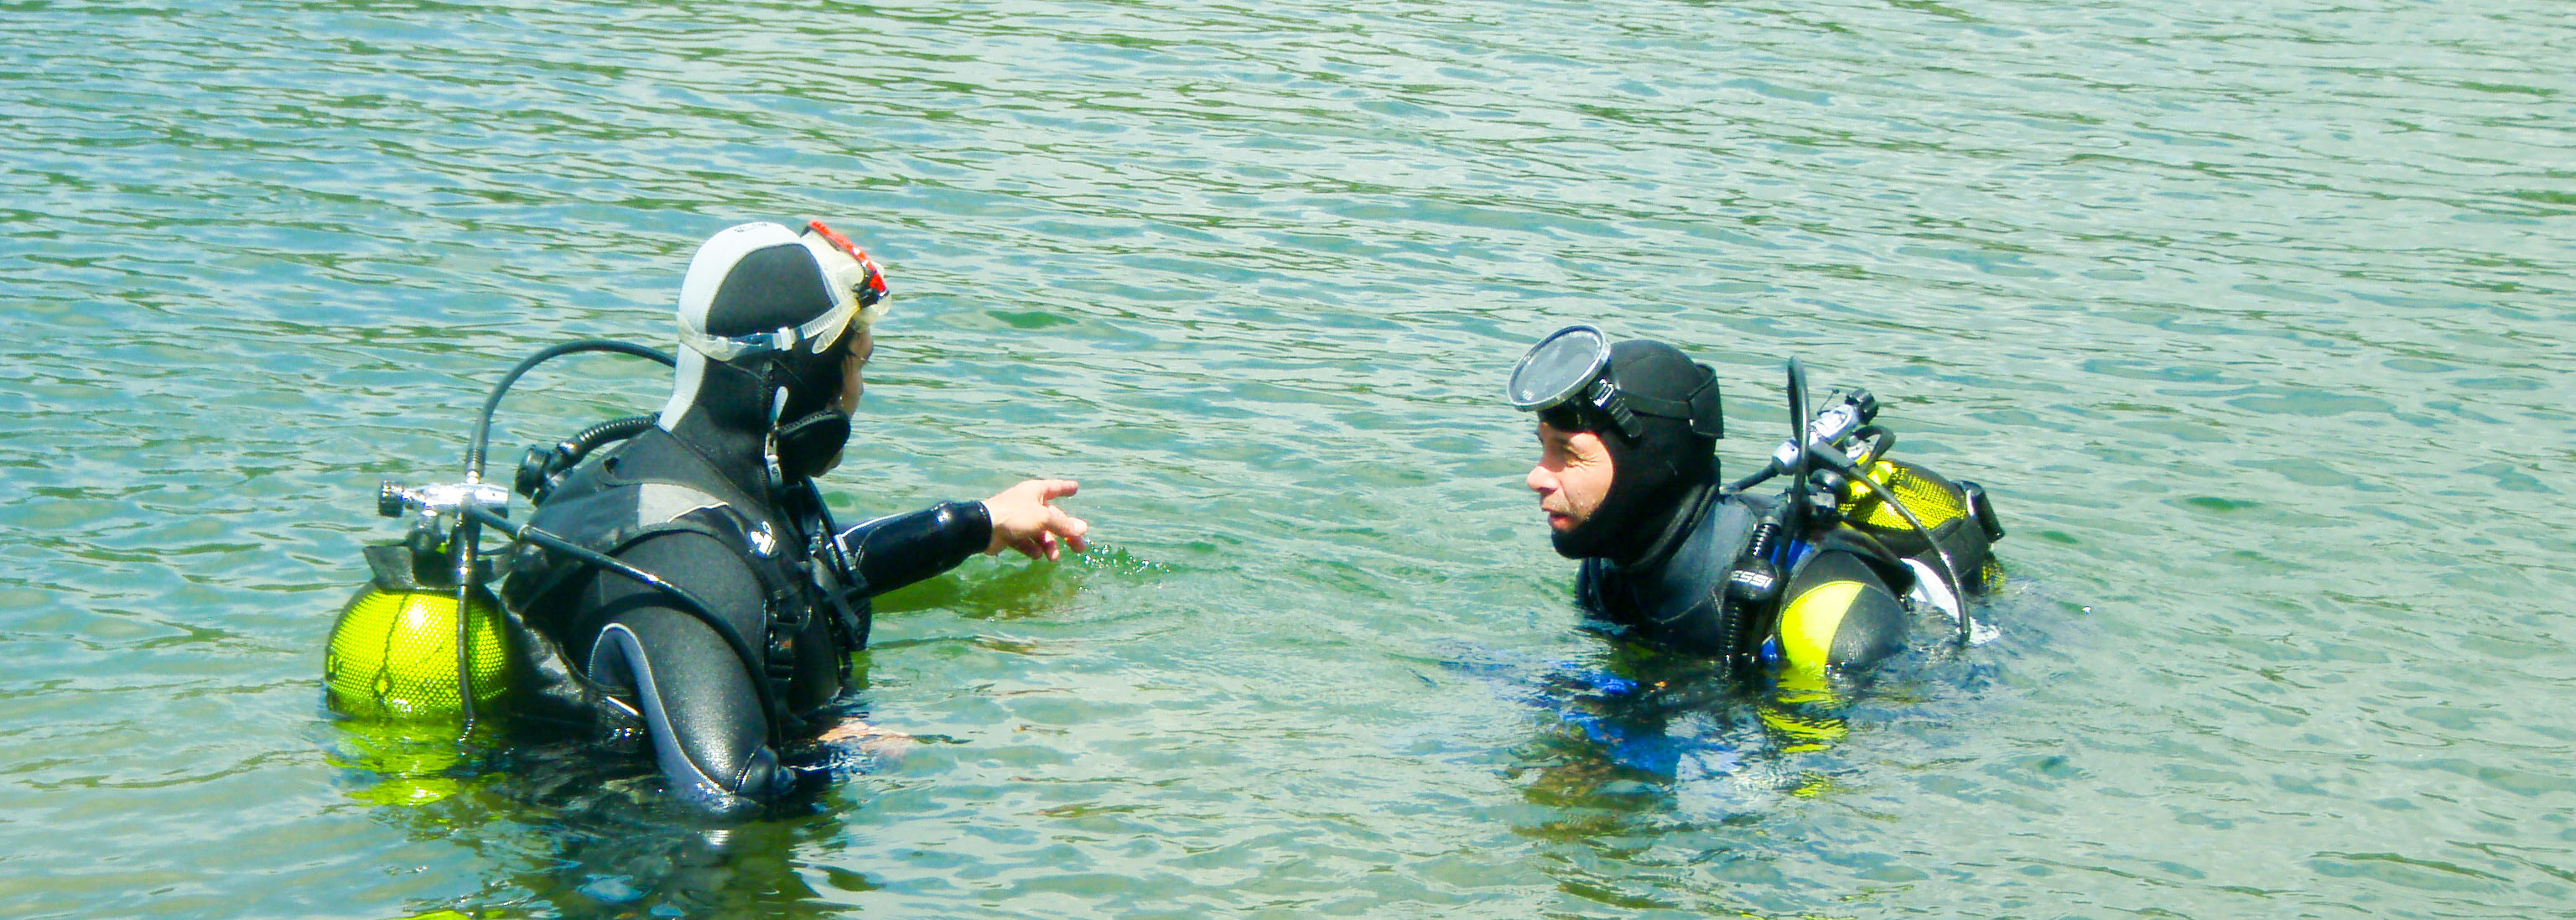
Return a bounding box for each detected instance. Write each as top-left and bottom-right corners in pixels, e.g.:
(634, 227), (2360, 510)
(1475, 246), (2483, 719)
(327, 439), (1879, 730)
(800, 219), (890, 325)
(1506, 325), (1613, 413)
(1505, 325), (1724, 441)
(674, 220), (893, 362)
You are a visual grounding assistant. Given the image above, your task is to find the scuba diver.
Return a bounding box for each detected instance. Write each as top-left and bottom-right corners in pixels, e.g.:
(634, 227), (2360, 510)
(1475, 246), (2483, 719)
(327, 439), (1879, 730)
(1506, 325), (2003, 689)
(485, 221), (1091, 813)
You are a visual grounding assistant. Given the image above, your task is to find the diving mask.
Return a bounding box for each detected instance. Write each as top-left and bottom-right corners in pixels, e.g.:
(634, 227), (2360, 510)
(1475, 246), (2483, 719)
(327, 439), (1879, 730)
(1505, 325), (1723, 440)
(799, 219), (890, 329)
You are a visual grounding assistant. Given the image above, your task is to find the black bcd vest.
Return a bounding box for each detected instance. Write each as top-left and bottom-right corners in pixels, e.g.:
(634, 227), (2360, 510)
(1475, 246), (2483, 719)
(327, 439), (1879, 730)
(496, 426), (866, 739)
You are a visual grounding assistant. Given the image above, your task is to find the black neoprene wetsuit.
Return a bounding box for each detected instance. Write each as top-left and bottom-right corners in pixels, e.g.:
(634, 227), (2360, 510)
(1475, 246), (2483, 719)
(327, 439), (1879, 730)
(1577, 485), (1917, 680)
(502, 424), (989, 813)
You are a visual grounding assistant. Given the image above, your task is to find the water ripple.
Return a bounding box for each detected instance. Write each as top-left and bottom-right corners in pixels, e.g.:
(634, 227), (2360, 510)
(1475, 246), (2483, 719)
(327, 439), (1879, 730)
(3, 0), (2571, 917)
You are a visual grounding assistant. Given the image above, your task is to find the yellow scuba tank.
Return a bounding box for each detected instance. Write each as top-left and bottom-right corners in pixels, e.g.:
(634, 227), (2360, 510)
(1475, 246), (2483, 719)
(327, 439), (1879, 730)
(324, 572), (508, 720)
(1836, 459), (1969, 533)
(1833, 457), (2004, 590)
(326, 486), (516, 723)
(325, 340), (684, 727)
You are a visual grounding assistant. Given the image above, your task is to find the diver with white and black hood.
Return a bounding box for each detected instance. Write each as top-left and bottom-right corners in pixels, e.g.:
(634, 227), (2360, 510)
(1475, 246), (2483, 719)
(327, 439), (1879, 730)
(499, 221), (1092, 813)
(1510, 325), (2004, 685)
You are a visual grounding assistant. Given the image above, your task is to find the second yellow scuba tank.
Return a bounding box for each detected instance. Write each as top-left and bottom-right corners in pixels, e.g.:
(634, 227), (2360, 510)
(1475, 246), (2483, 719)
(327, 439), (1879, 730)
(1833, 457), (2005, 593)
(1838, 460), (1967, 532)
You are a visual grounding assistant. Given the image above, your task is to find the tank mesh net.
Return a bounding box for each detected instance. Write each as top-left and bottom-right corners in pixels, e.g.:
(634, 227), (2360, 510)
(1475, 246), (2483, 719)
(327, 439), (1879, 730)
(1840, 460), (1968, 532)
(325, 588), (508, 720)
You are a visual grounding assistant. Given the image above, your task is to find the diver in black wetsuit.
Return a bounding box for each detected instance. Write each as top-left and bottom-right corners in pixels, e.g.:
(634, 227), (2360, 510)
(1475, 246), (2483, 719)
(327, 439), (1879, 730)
(500, 221), (1091, 813)
(1507, 325), (2002, 686)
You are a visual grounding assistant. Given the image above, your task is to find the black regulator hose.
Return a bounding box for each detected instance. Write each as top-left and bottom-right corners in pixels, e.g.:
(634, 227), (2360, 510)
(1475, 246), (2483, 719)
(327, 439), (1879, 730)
(561, 414), (660, 462)
(465, 340), (674, 485)
(515, 413), (660, 501)
(460, 503), (787, 736)
(1784, 357), (1812, 536)
(447, 340), (673, 733)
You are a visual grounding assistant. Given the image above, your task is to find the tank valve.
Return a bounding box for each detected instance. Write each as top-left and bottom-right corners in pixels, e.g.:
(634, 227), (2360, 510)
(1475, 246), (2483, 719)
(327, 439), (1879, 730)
(377, 481), (512, 519)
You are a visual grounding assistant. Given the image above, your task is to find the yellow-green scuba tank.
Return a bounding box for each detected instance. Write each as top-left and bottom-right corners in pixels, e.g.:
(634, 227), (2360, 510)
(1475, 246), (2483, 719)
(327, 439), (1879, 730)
(325, 543), (511, 721)
(325, 340), (674, 729)
(1834, 457), (2005, 592)
(326, 479), (522, 723)
(1837, 459), (1968, 533)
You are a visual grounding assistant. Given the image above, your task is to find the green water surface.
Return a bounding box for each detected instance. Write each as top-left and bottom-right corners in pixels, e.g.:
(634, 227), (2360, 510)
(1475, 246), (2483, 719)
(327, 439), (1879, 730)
(3, 1), (2571, 917)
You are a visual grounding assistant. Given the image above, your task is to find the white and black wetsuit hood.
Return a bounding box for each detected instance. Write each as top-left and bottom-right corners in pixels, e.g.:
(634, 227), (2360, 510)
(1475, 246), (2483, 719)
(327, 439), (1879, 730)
(660, 222), (860, 494)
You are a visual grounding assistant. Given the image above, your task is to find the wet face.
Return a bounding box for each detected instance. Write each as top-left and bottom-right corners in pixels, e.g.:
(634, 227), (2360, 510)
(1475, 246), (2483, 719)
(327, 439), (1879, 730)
(1526, 420), (1616, 535)
(832, 325), (874, 416)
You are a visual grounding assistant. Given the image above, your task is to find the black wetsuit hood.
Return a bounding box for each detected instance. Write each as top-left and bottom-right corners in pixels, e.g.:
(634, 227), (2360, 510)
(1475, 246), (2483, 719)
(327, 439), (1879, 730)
(1550, 339), (1723, 564)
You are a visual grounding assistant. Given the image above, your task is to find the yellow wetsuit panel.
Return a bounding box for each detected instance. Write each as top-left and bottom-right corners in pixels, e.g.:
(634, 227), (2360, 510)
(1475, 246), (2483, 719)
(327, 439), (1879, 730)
(1778, 579), (1867, 680)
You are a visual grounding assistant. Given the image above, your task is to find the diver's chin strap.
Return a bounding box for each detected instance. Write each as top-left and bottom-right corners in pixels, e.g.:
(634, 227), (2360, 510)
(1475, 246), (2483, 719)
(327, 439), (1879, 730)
(752, 357), (854, 500)
(771, 410), (851, 483)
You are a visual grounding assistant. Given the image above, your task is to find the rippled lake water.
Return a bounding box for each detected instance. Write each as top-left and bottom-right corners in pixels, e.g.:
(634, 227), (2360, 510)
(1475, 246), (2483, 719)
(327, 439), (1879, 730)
(5, 1), (2572, 917)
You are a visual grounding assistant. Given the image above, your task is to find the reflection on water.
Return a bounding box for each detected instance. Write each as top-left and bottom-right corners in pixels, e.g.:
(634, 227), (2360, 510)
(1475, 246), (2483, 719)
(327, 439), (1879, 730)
(324, 666), (906, 918)
(1484, 583), (2054, 914)
(1510, 658), (1799, 812)
(326, 721), (507, 811)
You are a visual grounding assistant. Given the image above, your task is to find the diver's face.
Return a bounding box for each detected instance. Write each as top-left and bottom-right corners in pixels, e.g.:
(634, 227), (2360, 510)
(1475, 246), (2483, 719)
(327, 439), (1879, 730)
(1527, 421), (1614, 535)
(832, 325), (874, 416)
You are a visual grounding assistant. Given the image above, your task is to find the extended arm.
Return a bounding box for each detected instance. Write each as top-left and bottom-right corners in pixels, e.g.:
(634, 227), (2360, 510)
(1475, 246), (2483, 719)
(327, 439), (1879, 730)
(833, 478), (1093, 595)
(834, 501), (992, 598)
